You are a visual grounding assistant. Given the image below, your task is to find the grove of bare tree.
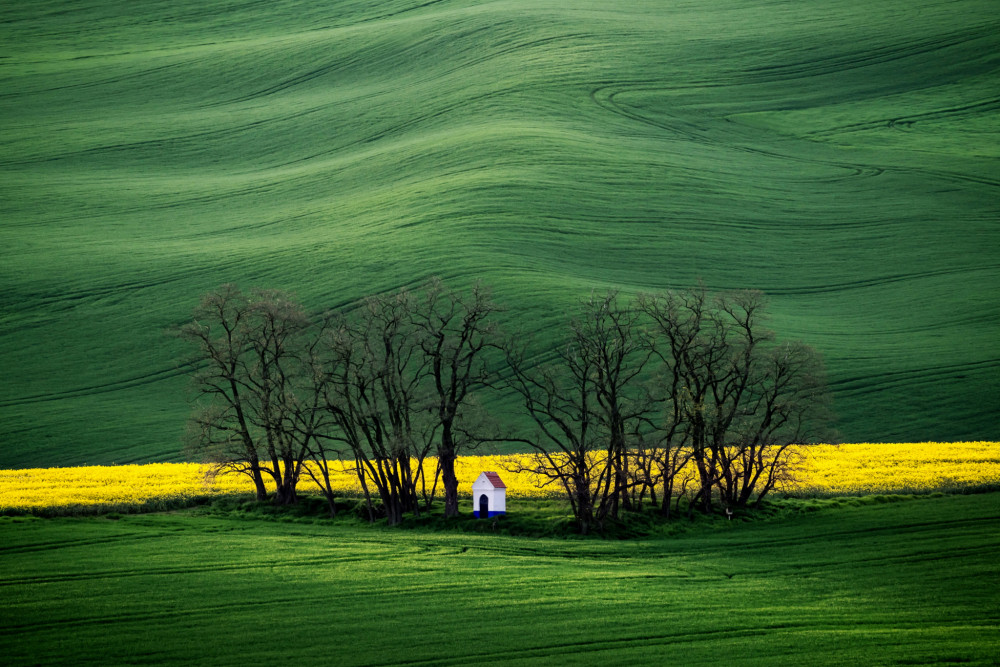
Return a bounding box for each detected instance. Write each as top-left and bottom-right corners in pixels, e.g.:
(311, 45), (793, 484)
(178, 280), (833, 532)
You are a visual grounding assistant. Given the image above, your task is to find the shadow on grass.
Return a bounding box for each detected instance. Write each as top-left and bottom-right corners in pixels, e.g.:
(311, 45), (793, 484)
(7, 484), (999, 538)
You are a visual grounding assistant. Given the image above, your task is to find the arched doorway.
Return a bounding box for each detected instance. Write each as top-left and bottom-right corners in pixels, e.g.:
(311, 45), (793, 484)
(479, 494), (489, 518)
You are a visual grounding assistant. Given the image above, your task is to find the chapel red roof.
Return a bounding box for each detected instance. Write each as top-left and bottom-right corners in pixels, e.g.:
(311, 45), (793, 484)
(483, 471), (506, 488)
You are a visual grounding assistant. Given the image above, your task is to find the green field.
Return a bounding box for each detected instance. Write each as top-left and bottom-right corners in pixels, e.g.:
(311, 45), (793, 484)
(1, 0), (998, 466)
(1, 494), (998, 664)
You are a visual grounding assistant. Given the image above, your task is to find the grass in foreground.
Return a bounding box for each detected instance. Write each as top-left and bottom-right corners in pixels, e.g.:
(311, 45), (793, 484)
(0, 492), (998, 665)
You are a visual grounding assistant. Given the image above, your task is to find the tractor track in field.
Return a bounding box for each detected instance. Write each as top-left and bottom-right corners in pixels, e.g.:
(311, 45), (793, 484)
(0, 0), (450, 102)
(595, 77), (999, 193)
(743, 21), (1000, 82)
(0, 100), (335, 169)
(225, 30), (595, 171)
(0, 253), (259, 322)
(372, 626), (814, 666)
(0, 367), (187, 409)
(590, 81), (890, 186)
(219, 25), (590, 108)
(588, 21), (1000, 191)
(0, 554), (387, 589)
(592, 77), (1000, 193)
(751, 264), (1000, 296)
(0, 594), (311, 636)
(829, 358), (1000, 396)
(803, 97), (1000, 138)
(815, 311), (1000, 337)
(0, 531), (168, 557)
(368, 617), (999, 666)
(0, 60), (190, 100)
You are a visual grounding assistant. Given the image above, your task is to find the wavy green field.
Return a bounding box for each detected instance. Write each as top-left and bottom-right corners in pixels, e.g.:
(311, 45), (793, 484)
(1, 0), (998, 466)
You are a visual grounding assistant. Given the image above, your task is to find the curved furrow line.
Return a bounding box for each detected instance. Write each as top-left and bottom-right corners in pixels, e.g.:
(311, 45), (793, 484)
(707, 542), (1000, 579)
(0, 576), (487, 636)
(218, 52), (376, 106)
(0, 279), (179, 312)
(0, 256), (254, 314)
(0, 366), (190, 409)
(601, 80), (1000, 193)
(0, 100), (337, 168)
(893, 165), (1000, 189)
(367, 624), (819, 667)
(325, 0), (452, 30)
(0, 594), (310, 635)
(589, 82), (708, 142)
(0, 554), (395, 589)
(830, 359), (1000, 395)
(265, 85), (523, 170)
(0, 59), (189, 99)
(744, 22), (1000, 82)
(803, 97), (1000, 138)
(427, 30), (599, 83)
(758, 264), (1000, 296)
(709, 515), (1000, 552)
(238, 32), (599, 171)
(218, 20), (591, 108)
(0, 531), (165, 556)
(532, 210), (912, 232)
(818, 311), (1000, 337)
(0, 261), (269, 346)
(183, 208), (329, 239)
(804, 164), (886, 185)
(591, 82), (890, 185)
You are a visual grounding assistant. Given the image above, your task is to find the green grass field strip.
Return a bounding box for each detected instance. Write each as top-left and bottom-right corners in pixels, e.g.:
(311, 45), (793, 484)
(0, 493), (998, 664)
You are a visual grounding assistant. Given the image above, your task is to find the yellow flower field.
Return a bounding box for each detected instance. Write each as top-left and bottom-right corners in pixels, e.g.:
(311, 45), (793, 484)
(793, 442), (1000, 495)
(0, 442), (997, 513)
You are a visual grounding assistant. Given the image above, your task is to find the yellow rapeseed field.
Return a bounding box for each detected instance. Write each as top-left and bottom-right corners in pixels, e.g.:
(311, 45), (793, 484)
(1, 442), (997, 513)
(794, 442), (1000, 495)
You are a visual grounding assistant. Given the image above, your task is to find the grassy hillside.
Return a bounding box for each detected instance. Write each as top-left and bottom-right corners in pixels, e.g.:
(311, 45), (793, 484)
(1, 494), (998, 664)
(1, 0), (997, 466)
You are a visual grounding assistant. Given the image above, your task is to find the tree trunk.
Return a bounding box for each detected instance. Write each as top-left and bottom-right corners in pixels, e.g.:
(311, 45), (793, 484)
(249, 461), (268, 501)
(440, 448), (459, 518)
(659, 477), (672, 520)
(274, 481), (297, 505)
(358, 472), (376, 523)
(385, 497), (403, 526)
(439, 422), (460, 518)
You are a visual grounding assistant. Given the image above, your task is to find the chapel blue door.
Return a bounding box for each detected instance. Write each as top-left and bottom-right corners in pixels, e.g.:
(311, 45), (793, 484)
(479, 494), (489, 518)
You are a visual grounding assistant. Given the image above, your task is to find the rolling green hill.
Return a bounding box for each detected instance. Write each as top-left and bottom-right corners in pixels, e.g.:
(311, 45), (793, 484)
(1, 0), (998, 467)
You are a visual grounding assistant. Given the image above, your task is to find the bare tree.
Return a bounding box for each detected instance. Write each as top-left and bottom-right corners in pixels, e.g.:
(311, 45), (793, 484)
(180, 285), (267, 499)
(715, 340), (833, 507)
(178, 285), (313, 504)
(502, 292), (652, 533)
(640, 287), (834, 512)
(288, 330), (342, 518)
(316, 291), (434, 526)
(637, 288), (711, 515)
(241, 290), (314, 504)
(571, 291), (653, 515)
(177, 281), (831, 523)
(412, 278), (504, 518)
(505, 339), (612, 535)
